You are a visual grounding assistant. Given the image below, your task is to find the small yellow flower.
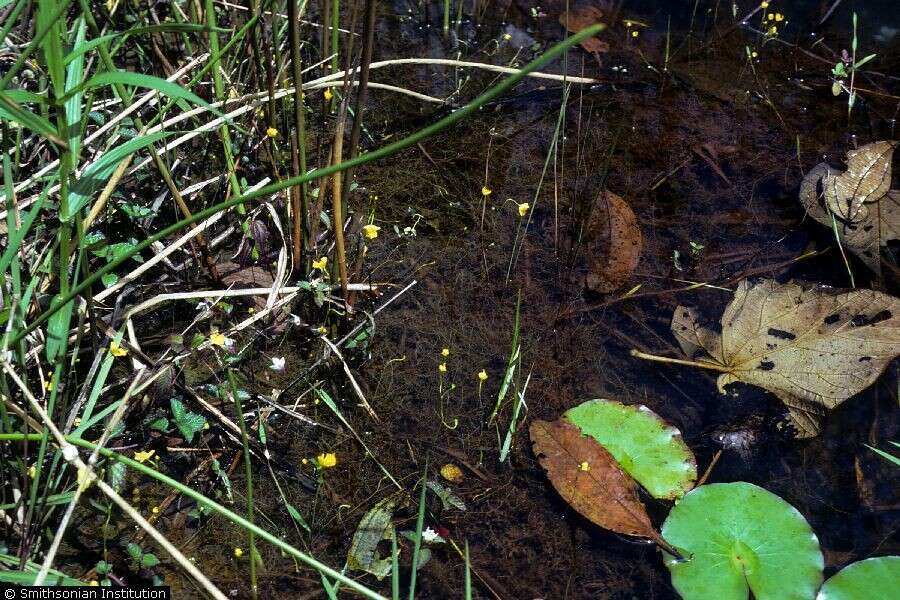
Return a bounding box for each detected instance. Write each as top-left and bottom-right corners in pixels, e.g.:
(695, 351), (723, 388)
(301, 458), (309, 465)
(760, 1), (769, 7)
(316, 452), (337, 468)
(45, 377), (54, 392)
(28, 464), (36, 479)
(441, 348), (450, 357)
(89, 580), (99, 587)
(517, 202), (530, 217)
(751, 51), (759, 58)
(438, 362), (447, 373)
(440, 463), (464, 483)
(767, 13), (775, 20)
(631, 30), (639, 38)
(502, 33), (512, 41)
(73, 417), (81, 427)
(266, 127), (278, 138)
(233, 547), (244, 558)
(579, 461), (590, 472)
(768, 25), (777, 35)
(323, 88), (333, 101)
(481, 186), (492, 197)
(134, 449), (155, 464)
(109, 342), (128, 357)
(362, 224), (381, 239)
(209, 331), (227, 347)
(775, 12), (784, 21)
(317, 325), (328, 335)
(151, 505), (160, 515)
(477, 369), (488, 382)
(312, 256), (328, 271)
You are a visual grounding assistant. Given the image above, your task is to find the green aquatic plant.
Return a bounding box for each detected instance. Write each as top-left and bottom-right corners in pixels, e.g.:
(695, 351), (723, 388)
(564, 399), (697, 500)
(816, 556), (900, 600)
(661, 482), (824, 600)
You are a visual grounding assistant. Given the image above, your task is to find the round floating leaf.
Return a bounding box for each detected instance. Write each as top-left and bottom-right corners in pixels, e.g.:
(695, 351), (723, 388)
(661, 482), (823, 600)
(563, 399), (697, 499)
(817, 556), (900, 600)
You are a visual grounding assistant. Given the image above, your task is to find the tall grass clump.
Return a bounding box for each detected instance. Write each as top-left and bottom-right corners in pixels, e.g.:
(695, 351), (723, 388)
(0, 0), (599, 594)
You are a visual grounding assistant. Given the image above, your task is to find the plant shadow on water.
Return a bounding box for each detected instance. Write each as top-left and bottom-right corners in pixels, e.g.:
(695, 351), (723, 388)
(41, 0), (898, 597)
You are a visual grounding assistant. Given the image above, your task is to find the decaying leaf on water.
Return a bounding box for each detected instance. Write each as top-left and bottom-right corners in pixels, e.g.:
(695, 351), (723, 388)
(585, 191), (643, 293)
(662, 279), (900, 437)
(559, 6), (609, 56)
(530, 418), (665, 543)
(799, 141), (899, 273)
(347, 495), (399, 580)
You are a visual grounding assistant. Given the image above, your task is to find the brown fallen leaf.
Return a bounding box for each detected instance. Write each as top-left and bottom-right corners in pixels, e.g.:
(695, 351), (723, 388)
(644, 279), (900, 437)
(559, 6), (609, 56)
(799, 141), (900, 273)
(585, 191), (643, 293)
(530, 418), (662, 540)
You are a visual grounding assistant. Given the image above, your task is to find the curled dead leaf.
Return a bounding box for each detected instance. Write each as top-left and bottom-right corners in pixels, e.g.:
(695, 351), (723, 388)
(530, 418), (662, 541)
(799, 141), (899, 273)
(660, 279), (900, 437)
(585, 191), (643, 293)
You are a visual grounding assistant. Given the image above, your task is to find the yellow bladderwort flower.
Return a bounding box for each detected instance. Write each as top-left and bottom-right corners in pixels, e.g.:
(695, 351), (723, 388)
(438, 362), (447, 373)
(109, 342), (128, 357)
(768, 25), (778, 35)
(323, 88), (333, 101)
(266, 127), (278, 138)
(579, 461), (590, 472)
(767, 13), (775, 20)
(209, 331), (227, 347)
(45, 378), (54, 392)
(517, 202), (530, 217)
(233, 547), (244, 558)
(312, 256), (328, 271)
(134, 449), (155, 464)
(775, 12), (784, 21)
(751, 51), (759, 58)
(362, 224), (381, 239)
(28, 464), (36, 479)
(151, 506), (160, 515)
(441, 348), (450, 357)
(317, 325), (328, 335)
(760, 1), (769, 8)
(481, 186), (492, 197)
(502, 33), (512, 41)
(477, 369), (488, 382)
(316, 452), (337, 468)
(631, 30), (639, 38)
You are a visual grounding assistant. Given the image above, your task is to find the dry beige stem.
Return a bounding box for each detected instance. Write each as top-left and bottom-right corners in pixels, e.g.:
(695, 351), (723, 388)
(669, 279), (900, 437)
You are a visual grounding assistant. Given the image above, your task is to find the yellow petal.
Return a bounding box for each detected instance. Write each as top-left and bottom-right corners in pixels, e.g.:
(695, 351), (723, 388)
(481, 186), (492, 196)
(210, 332), (226, 347)
(362, 224), (381, 239)
(312, 257), (328, 270)
(440, 463), (464, 483)
(441, 348), (450, 357)
(316, 452), (337, 468)
(477, 369), (488, 381)
(323, 88), (333, 101)
(109, 342), (128, 357)
(134, 449), (155, 464)
(266, 127), (278, 138)
(517, 202), (530, 217)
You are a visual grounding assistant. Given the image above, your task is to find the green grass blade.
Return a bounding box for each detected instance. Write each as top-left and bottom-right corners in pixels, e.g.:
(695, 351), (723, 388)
(64, 17), (87, 159)
(0, 93), (67, 146)
(63, 130), (172, 220)
(408, 465), (428, 599)
(10, 24), (604, 345)
(866, 444), (900, 467)
(69, 71), (209, 108)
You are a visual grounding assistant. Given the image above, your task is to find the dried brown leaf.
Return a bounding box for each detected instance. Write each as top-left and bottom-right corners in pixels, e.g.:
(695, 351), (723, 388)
(670, 279), (900, 437)
(559, 6), (609, 55)
(799, 142), (899, 273)
(530, 418), (660, 540)
(585, 191), (643, 293)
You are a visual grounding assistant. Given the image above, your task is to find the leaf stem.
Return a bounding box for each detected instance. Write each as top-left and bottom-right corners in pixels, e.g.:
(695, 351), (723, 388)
(629, 349), (731, 373)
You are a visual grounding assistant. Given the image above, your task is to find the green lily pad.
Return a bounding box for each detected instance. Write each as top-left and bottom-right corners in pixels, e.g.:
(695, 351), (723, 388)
(563, 399), (697, 499)
(817, 556), (900, 600)
(662, 482), (823, 600)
